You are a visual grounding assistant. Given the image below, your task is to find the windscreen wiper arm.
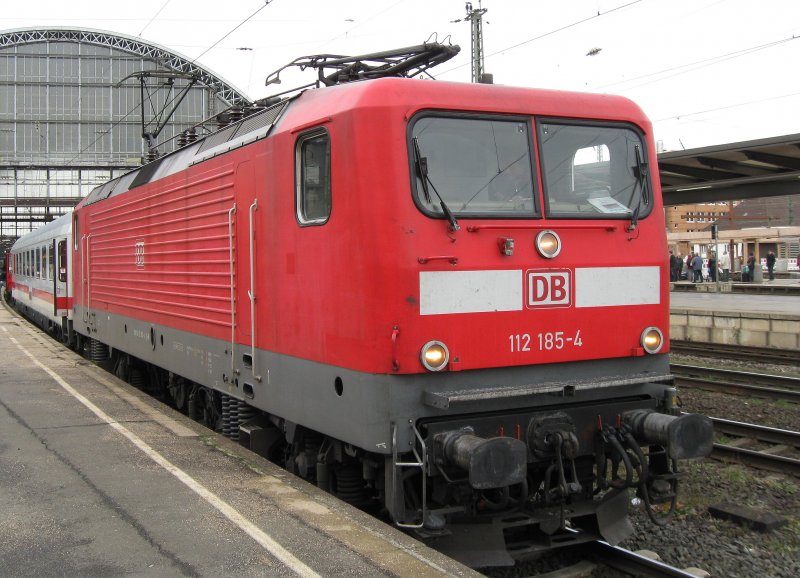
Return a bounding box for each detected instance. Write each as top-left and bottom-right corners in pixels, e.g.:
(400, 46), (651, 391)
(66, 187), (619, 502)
(412, 137), (460, 232)
(634, 144), (651, 206)
(628, 144), (650, 232)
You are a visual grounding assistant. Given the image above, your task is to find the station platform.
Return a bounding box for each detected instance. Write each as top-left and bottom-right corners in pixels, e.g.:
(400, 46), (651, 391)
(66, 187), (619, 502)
(669, 280), (800, 351)
(0, 303), (478, 577)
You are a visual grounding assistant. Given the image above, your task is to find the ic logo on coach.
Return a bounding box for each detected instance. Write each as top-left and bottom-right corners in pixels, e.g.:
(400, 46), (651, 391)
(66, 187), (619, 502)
(526, 270), (571, 308)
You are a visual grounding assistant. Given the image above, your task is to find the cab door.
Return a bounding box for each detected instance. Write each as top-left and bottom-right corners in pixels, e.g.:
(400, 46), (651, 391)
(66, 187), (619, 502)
(233, 160), (260, 381)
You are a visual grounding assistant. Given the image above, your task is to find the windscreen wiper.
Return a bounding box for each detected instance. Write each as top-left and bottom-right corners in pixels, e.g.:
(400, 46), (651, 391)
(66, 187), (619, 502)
(634, 144), (651, 206)
(628, 144), (650, 231)
(412, 137), (460, 232)
(627, 204), (640, 232)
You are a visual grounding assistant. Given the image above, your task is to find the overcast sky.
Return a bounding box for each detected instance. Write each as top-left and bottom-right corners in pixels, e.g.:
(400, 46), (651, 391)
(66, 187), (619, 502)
(3, 0), (799, 152)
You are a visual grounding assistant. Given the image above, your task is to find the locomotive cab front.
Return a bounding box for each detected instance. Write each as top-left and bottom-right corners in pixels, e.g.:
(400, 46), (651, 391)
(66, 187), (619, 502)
(334, 79), (715, 565)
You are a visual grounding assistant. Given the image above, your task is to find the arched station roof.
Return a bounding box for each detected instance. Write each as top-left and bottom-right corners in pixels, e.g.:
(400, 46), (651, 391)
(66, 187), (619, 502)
(0, 27), (250, 106)
(0, 27), (252, 243)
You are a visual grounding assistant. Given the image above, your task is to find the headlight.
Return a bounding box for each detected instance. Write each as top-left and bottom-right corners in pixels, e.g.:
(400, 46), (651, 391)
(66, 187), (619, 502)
(641, 327), (664, 354)
(420, 340), (449, 371)
(535, 230), (561, 259)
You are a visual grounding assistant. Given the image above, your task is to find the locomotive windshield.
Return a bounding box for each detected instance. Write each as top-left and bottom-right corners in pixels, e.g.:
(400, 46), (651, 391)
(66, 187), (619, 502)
(410, 115), (652, 222)
(537, 120), (652, 219)
(410, 115), (538, 218)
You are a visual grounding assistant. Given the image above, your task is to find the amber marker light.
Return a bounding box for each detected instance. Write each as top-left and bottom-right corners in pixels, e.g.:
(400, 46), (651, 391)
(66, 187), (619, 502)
(641, 327), (664, 354)
(420, 340), (450, 371)
(535, 230), (561, 259)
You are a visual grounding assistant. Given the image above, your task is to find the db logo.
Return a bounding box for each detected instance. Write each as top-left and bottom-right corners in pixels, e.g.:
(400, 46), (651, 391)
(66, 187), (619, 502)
(526, 270), (571, 308)
(135, 240), (145, 268)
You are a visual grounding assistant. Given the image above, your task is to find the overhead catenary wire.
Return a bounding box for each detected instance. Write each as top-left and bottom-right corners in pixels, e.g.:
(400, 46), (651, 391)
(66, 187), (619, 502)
(66, 2), (281, 166)
(433, 0), (645, 78)
(191, 0), (278, 64)
(65, 100), (144, 167)
(592, 34), (799, 93)
(138, 0), (172, 37)
(654, 90), (800, 123)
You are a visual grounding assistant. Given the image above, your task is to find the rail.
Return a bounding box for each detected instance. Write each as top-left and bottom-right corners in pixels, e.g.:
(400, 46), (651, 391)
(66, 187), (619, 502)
(709, 416), (800, 476)
(671, 341), (799, 365)
(671, 363), (800, 403)
(586, 540), (702, 577)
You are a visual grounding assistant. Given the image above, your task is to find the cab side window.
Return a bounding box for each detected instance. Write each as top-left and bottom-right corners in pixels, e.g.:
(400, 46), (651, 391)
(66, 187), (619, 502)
(296, 129), (331, 225)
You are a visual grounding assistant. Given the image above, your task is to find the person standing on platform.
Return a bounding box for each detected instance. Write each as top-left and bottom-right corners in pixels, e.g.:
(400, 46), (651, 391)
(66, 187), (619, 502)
(708, 252), (717, 282)
(720, 251), (731, 281)
(747, 254), (756, 282)
(766, 251), (776, 281)
(669, 251), (678, 281)
(691, 253), (703, 283)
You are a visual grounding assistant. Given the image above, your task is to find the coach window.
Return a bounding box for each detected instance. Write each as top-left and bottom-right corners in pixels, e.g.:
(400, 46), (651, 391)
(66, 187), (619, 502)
(36, 247), (41, 278)
(410, 114), (538, 219)
(296, 129), (331, 225)
(48, 244), (55, 280)
(537, 120), (652, 219)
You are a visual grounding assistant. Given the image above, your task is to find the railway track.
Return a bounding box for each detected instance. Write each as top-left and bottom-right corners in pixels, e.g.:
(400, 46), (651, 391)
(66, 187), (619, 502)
(709, 416), (800, 476)
(671, 341), (799, 365)
(587, 541), (707, 577)
(671, 363), (800, 403)
(541, 540), (707, 577)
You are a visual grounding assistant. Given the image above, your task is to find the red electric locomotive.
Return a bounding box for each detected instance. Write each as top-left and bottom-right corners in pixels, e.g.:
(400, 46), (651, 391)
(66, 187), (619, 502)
(12, 45), (713, 566)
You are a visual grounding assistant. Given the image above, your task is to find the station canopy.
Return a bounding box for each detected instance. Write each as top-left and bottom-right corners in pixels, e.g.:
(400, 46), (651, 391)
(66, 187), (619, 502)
(658, 133), (800, 206)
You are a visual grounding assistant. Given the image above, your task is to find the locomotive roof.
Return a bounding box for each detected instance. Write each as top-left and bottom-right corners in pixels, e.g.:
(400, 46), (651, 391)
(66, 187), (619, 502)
(77, 95), (295, 209)
(76, 77), (649, 209)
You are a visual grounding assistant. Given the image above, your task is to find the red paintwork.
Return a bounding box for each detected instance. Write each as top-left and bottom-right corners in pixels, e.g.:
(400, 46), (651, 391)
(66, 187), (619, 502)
(9, 282), (70, 310)
(73, 78), (669, 375)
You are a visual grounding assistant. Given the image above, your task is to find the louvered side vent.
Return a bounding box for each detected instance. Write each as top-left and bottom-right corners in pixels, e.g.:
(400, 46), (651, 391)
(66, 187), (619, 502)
(235, 100), (289, 138)
(197, 123), (240, 154)
(191, 99), (291, 165)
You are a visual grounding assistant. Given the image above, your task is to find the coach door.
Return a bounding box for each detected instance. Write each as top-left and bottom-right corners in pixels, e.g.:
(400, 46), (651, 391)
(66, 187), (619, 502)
(51, 238), (66, 316)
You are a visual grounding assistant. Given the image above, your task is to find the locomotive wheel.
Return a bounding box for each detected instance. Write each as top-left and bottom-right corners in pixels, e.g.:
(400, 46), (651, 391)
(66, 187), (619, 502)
(187, 387), (201, 420)
(113, 354), (129, 381)
(173, 382), (187, 411)
(201, 389), (222, 430)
